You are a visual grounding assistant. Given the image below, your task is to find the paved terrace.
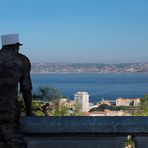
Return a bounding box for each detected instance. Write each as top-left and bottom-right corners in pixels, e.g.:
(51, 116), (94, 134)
(22, 116), (148, 148)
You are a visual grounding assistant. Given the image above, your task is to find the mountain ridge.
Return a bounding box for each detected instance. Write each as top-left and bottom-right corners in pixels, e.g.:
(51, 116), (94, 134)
(31, 62), (148, 74)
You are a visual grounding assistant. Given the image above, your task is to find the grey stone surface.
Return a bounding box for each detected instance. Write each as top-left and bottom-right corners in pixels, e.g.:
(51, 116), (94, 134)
(59, 116), (95, 133)
(26, 137), (126, 148)
(21, 116), (148, 148)
(22, 116), (59, 133)
(22, 116), (148, 134)
(135, 137), (148, 148)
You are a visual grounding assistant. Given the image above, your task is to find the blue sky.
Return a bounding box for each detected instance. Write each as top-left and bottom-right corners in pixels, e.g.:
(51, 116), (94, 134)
(0, 0), (148, 63)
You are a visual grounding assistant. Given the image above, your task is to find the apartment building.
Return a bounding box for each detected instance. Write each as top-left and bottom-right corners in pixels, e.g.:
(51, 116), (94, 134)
(74, 91), (89, 112)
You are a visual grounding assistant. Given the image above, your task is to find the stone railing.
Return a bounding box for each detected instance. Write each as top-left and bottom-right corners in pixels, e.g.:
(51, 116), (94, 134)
(22, 116), (148, 148)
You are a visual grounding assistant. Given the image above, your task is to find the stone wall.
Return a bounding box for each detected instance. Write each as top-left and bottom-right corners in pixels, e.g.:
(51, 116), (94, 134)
(22, 116), (148, 148)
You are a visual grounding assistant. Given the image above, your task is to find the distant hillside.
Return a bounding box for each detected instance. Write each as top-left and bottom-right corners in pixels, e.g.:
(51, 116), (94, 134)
(31, 62), (148, 74)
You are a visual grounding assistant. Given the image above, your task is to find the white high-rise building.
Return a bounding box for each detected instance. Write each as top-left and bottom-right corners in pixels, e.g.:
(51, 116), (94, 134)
(74, 92), (89, 112)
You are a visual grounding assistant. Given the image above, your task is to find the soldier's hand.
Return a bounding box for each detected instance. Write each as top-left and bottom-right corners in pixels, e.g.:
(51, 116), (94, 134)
(26, 112), (36, 116)
(26, 113), (32, 116)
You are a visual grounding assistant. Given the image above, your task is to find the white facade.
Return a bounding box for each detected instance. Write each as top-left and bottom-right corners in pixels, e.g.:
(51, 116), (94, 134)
(74, 92), (89, 112)
(116, 97), (141, 107)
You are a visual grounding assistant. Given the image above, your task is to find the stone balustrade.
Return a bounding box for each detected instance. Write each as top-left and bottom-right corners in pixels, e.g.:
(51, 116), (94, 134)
(21, 116), (148, 148)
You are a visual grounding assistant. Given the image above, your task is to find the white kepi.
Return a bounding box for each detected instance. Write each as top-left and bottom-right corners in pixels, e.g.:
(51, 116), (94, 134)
(1, 33), (23, 46)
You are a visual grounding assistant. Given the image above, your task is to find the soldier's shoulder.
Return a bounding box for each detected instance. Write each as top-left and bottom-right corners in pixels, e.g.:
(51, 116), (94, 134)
(18, 53), (31, 69)
(18, 53), (30, 61)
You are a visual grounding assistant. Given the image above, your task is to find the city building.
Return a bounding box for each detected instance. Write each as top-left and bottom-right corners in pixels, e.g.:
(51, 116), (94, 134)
(116, 97), (141, 107)
(74, 91), (89, 112)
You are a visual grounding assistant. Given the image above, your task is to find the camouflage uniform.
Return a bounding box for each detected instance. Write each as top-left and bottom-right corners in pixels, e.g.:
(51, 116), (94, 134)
(0, 48), (32, 148)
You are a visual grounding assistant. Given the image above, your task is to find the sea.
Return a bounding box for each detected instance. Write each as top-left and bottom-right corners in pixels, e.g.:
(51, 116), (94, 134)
(31, 73), (148, 103)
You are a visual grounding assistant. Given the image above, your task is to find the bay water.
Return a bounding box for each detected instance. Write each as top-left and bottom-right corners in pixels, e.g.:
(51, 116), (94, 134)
(31, 73), (148, 103)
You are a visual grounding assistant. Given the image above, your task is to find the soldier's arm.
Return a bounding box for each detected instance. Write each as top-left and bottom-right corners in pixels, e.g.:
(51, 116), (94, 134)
(22, 92), (32, 116)
(19, 56), (32, 116)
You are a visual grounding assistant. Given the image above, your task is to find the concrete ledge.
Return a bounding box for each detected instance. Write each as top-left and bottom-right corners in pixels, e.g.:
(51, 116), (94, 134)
(21, 117), (148, 148)
(22, 116), (148, 134)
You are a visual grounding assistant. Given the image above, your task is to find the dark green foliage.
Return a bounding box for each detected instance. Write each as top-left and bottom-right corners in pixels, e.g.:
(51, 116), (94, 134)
(90, 104), (132, 112)
(133, 94), (148, 116)
(33, 86), (62, 101)
(18, 86), (83, 116)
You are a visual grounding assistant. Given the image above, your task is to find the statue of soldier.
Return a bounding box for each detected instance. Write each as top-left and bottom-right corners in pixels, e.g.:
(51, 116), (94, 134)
(0, 34), (32, 148)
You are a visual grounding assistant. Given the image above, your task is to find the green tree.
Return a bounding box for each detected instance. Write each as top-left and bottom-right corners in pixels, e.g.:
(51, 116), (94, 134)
(71, 102), (82, 116)
(133, 94), (148, 116)
(18, 86), (83, 116)
(52, 100), (69, 116)
(32, 100), (45, 116)
(89, 104), (131, 112)
(50, 100), (82, 116)
(89, 104), (111, 112)
(33, 86), (62, 102)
